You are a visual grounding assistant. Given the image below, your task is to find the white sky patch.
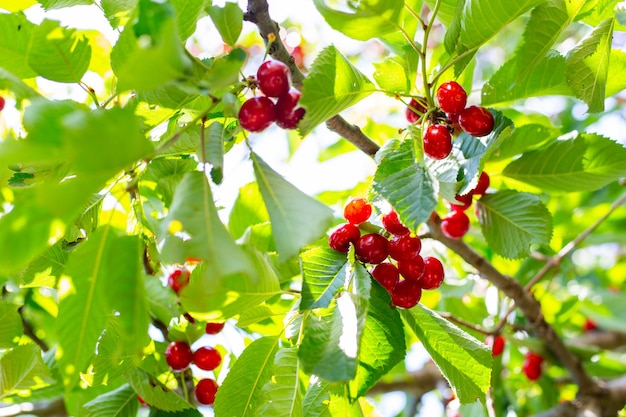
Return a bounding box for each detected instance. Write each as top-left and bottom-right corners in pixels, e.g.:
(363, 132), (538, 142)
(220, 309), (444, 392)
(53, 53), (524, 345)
(336, 293), (358, 359)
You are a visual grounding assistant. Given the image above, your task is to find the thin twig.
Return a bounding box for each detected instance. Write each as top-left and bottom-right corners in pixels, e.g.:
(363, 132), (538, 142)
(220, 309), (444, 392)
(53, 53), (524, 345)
(439, 312), (489, 335)
(19, 306), (49, 352)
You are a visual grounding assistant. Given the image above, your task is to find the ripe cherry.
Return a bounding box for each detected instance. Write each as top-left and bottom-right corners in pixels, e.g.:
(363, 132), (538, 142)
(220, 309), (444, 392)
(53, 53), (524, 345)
(473, 172), (490, 196)
(238, 96), (276, 132)
(355, 233), (389, 264)
(0, 96), (5, 111)
(371, 262), (400, 292)
(423, 125), (452, 160)
(205, 322), (225, 335)
(193, 346), (222, 371)
(329, 223), (360, 253)
(391, 279), (422, 308)
(436, 81), (467, 115)
(382, 210), (410, 236)
(440, 211), (470, 239)
(420, 257), (445, 290)
(490, 335), (505, 357)
(583, 319), (598, 332)
(275, 89), (305, 129)
(405, 97), (428, 124)
(165, 341), (194, 371)
(257, 60), (290, 97)
(522, 352), (544, 381)
(450, 192), (473, 212)
(388, 235), (422, 262)
(458, 106), (494, 137)
(195, 378), (218, 405)
(397, 255), (425, 281)
(168, 268), (190, 294)
(343, 198), (372, 225)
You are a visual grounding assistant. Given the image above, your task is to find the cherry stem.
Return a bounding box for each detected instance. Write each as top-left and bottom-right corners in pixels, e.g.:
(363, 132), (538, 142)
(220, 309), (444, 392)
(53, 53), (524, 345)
(404, 3), (426, 28)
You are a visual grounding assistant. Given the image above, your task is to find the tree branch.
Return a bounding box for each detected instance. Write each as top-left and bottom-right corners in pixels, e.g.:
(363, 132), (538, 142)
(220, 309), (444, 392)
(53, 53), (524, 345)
(569, 330), (626, 351)
(19, 306), (49, 352)
(244, 0), (381, 158)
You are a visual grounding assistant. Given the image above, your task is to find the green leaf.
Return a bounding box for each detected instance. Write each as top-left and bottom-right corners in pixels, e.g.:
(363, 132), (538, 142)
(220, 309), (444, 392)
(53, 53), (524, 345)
(84, 384), (139, 417)
(141, 158), (198, 207)
(148, 409), (203, 417)
(101, 0), (137, 28)
(298, 45), (375, 137)
(312, 0), (404, 41)
(502, 133), (626, 192)
(401, 306), (492, 404)
(482, 51), (572, 105)
(0, 0), (37, 12)
(19, 241), (69, 288)
(202, 121), (226, 184)
(92, 318), (133, 386)
(171, 0), (207, 40)
(228, 182), (270, 239)
(111, 0), (192, 92)
(372, 139), (437, 232)
(302, 379), (332, 417)
(251, 152), (333, 262)
(565, 18), (614, 112)
(207, 3), (243, 47)
(513, 0), (587, 79)
(372, 56), (410, 94)
(0, 13), (37, 78)
(214, 336), (279, 417)
(485, 124), (559, 161)
(37, 0), (93, 9)
(159, 171), (255, 278)
(300, 247), (349, 310)
(0, 344), (53, 397)
(607, 49), (626, 96)
(258, 348), (303, 417)
(144, 276), (182, 325)
(475, 190), (553, 259)
(349, 280), (405, 398)
(0, 302), (22, 348)
(125, 367), (193, 411)
(0, 68), (41, 102)
(27, 19), (91, 83)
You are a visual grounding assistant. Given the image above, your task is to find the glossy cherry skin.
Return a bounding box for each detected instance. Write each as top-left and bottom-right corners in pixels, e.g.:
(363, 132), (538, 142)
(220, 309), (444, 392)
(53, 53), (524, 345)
(391, 279), (422, 308)
(388, 235), (422, 262)
(420, 257), (445, 290)
(382, 210), (410, 236)
(441, 211), (470, 239)
(405, 97), (428, 124)
(491, 335), (505, 357)
(355, 233), (389, 264)
(329, 223), (361, 253)
(165, 341), (194, 371)
(397, 255), (425, 281)
(275, 89), (305, 129)
(193, 346), (222, 371)
(473, 172), (490, 196)
(459, 106), (494, 137)
(257, 60), (290, 97)
(522, 352), (544, 381)
(371, 262), (400, 292)
(195, 378), (219, 405)
(423, 125), (453, 160)
(205, 322), (225, 334)
(436, 81), (467, 115)
(343, 198), (372, 225)
(168, 268), (190, 294)
(238, 96), (276, 132)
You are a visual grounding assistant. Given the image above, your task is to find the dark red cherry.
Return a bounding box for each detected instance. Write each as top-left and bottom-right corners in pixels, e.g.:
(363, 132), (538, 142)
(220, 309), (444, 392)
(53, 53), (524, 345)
(391, 279), (422, 308)
(458, 106), (494, 137)
(165, 341), (193, 371)
(450, 192), (473, 212)
(397, 255), (425, 281)
(405, 97), (428, 124)
(168, 268), (190, 294)
(195, 378), (218, 405)
(238, 96), (276, 132)
(491, 335), (505, 357)
(436, 81), (467, 115)
(522, 352), (544, 381)
(275, 89), (305, 129)
(257, 60), (290, 97)
(382, 210), (410, 236)
(423, 125), (452, 160)
(472, 172), (490, 196)
(205, 322), (225, 334)
(388, 235), (422, 262)
(440, 211), (470, 239)
(193, 346), (222, 371)
(0, 96), (5, 111)
(420, 257), (445, 290)
(371, 262), (400, 292)
(329, 223), (361, 253)
(355, 233), (389, 264)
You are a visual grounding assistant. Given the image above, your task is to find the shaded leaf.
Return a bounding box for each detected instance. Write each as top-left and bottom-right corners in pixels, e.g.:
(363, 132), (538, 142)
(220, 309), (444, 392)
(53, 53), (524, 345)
(0, 13), (37, 78)
(300, 247), (349, 310)
(84, 384), (139, 417)
(258, 348), (303, 417)
(228, 182), (270, 239)
(0, 344), (53, 397)
(207, 3), (243, 47)
(0, 302), (22, 348)
(125, 367), (193, 411)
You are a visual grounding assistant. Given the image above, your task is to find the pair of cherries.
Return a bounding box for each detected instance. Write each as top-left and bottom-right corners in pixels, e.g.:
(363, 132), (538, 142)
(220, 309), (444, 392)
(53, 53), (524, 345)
(439, 171), (490, 239)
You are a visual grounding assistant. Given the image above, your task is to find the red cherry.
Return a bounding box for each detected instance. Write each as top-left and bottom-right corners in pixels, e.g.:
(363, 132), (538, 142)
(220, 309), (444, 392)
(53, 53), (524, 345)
(195, 378), (219, 405)
(371, 262), (400, 292)
(193, 346), (222, 371)
(423, 125), (452, 160)
(165, 341), (193, 371)
(137, 395), (148, 406)
(388, 235), (422, 262)
(0, 96), (5, 111)
(397, 255), (425, 281)
(205, 322), (225, 334)
(473, 172), (490, 196)
(168, 268), (190, 294)
(420, 257), (445, 290)
(436, 81), (467, 115)
(490, 335), (505, 357)
(257, 60), (290, 97)
(440, 211), (470, 239)
(343, 198), (372, 225)
(238, 96), (276, 132)
(583, 319), (598, 332)
(328, 223), (361, 253)
(405, 97), (428, 124)
(458, 106), (494, 137)
(522, 352), (544, 381)
(355, 233), (389, 264)
(391, 279), (422, 308)
(382, 210), (410, 236)
(275, 89), (305, 129)
(450, 192), (473, 212)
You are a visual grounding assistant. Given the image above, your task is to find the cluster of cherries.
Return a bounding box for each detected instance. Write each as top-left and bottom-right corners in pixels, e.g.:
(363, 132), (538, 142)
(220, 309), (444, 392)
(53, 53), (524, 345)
(439, 171), (490, 240)
(405, 81), (495, 160)
(238, 60), (305, 132)
(328, 198), (446, 309)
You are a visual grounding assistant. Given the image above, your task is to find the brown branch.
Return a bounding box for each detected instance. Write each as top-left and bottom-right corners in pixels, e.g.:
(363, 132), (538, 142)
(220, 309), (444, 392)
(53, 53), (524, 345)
(244, 0), (381, 159)
(569, 330), (626, 351)
(426, 217), (604, 398)
(19, 306), (49, 352)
